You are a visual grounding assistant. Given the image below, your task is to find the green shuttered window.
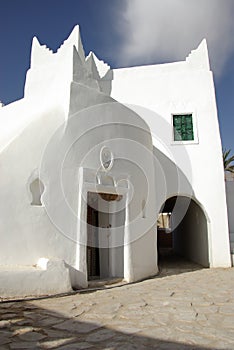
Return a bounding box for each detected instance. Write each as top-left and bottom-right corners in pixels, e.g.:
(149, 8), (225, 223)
(173, 114), (194, 141)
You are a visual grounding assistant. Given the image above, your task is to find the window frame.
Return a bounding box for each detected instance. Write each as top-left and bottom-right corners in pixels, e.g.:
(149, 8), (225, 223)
(171, 112), (199, 145)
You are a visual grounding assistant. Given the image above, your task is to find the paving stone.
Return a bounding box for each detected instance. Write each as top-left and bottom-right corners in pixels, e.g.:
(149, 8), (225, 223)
(138, 327), (176, 340)
(0, 330), (13, 337)
(0, 320), (12, 328)
(56, 343), (94, 350)
(23, 311), (37, 318)
(37, 316), (65, 327)
(12, 326), (34, 336)
(156, 342), (192, 350)
(18, 331), (46, 341)
(212, 339), (234, 349)
(53, 320), (102, 333)
(43, 329), (74, 338)
(0, 303), (17, 309)
(85, 328), (116, 342)
(9, 341), (39, 349)
(39, 310), (63, 318)
(219, 305), (234, 315)
(112, 326), (141, 335)
(0, 267), (233, 349)
(222, 316), (234, 329)
(15, 319), (33, 326)
(77, 312), (115, 322)
(108, 343), (147, 350)
(182, 333), (215, 347)
(173, 310), (197, 322)
(0, 313), (18, 319)
(193, 305), (219, 315)
(92, 302), (122, 314)
(39, 337), (77, 349)
(0, 337), (11, 345)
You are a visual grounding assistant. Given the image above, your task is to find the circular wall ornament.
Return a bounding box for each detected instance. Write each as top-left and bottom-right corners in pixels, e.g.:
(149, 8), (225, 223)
(100, 146), (114, 171)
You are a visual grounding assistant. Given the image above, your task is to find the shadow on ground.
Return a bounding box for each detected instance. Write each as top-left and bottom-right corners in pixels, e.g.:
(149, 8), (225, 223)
(157, 250), (203, 278)
(0, 297), (226, 350)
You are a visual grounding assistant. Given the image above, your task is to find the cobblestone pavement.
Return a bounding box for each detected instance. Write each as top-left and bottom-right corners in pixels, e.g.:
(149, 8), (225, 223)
(0, 266), (234, 350)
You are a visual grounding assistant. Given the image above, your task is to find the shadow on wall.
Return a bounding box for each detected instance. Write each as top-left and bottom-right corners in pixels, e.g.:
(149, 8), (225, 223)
(153, 147), (195, 209)
(0, 299), (224, 349)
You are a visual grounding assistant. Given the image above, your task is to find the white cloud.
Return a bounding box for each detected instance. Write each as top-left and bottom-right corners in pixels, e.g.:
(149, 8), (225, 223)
(115, 0), (234, 76)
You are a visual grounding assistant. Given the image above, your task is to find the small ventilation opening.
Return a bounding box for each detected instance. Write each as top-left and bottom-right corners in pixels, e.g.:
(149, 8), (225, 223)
(30, 178), (44, 206)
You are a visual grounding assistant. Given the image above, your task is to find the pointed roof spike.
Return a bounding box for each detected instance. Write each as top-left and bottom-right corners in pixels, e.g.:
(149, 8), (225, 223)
(89, 51), (110, 78)
(58, 25), (85, 62)
(32, 36), (41, 47)
(85, 52), (100, 80)
(30, 36), (42, 68)
(186, 39), (210, 71)
(196, 39), (210, 65)
(77, 26), (85, 62)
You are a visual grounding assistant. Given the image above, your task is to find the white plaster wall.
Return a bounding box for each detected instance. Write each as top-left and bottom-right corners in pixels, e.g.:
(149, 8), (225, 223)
(0, 259), (72, 299)
(111, 43), (231, 267)
(63, 102), (158, 284)
(0, 104), (78, 268)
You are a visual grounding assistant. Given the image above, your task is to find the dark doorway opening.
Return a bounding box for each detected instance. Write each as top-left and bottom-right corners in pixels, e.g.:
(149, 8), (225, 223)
(86, 191), (125, 282)
(87, 203), (100, 280)
(157, 196), (209, 274)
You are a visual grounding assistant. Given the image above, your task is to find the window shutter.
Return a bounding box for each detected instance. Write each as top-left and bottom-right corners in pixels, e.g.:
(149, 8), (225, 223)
(173, 114), (194, 141)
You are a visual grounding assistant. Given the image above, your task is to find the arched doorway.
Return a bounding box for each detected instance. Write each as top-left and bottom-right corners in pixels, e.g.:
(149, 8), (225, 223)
(157, 196), (209, 269)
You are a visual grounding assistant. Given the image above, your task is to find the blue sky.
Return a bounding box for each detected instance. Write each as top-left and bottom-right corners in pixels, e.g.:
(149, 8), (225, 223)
(0, 0), (234, 152)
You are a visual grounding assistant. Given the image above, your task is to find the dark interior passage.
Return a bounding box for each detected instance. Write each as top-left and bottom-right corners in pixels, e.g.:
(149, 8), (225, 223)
(157, 196), (209, 268)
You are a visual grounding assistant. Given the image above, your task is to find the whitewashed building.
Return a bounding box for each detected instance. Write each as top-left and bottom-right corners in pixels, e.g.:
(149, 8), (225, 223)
(0, 26), (231, 298)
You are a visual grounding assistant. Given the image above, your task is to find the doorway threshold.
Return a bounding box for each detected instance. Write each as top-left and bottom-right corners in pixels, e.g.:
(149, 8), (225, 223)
(88, 277), (124, 288)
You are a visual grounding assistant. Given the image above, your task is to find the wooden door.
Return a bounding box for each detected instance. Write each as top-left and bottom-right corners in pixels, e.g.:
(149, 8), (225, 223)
(87, 203), (100, 279)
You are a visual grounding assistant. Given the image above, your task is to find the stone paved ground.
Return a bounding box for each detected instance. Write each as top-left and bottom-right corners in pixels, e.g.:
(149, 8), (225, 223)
(0, 267), (234, 350)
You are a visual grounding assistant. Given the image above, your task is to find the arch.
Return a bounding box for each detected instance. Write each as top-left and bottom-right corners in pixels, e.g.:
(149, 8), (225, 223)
(158, 195), (210, 267)
(158, 194), (210, 225)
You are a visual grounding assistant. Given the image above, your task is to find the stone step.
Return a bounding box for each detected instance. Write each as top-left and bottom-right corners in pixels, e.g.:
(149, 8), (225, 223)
(88, 278), (124, 288)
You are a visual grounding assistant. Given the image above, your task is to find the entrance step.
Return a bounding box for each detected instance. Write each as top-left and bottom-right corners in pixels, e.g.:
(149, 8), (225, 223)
(88, 278), (124, 288)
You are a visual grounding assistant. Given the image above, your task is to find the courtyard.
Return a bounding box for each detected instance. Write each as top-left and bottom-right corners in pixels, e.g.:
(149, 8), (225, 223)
(0, 265), (233, 349)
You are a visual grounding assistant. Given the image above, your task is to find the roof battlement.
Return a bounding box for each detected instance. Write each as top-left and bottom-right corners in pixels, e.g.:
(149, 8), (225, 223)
(186, 39), (210, 71)
(29, 25), (111, 77)
(24, 25), (112, 104)
(56, 25), (85, 61)
(21, 25), (211, 118)
(30, 25), (85, 68)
